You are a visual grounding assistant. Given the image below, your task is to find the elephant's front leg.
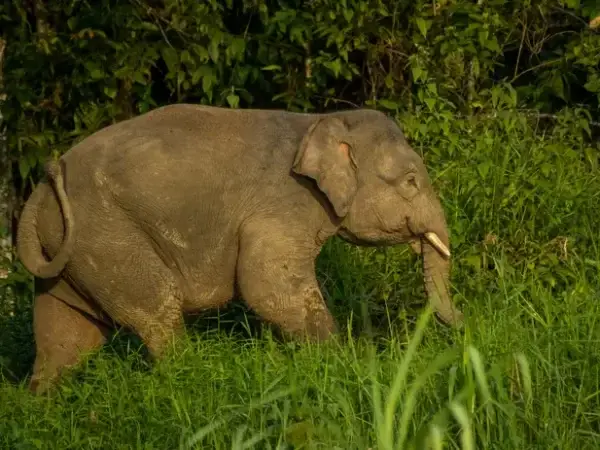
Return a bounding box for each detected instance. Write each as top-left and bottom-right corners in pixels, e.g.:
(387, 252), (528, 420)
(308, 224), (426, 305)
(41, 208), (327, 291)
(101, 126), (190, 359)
(237, 223), (337, 342)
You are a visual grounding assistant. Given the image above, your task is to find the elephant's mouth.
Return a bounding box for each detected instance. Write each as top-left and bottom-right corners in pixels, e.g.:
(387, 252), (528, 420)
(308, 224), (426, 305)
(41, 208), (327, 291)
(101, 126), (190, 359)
(406, 220), (451, 259)
(336, 227), (383, 247)
(337, 224), (450, 259)
(422, 232), (450, 258)
(408, 233), (451, 259)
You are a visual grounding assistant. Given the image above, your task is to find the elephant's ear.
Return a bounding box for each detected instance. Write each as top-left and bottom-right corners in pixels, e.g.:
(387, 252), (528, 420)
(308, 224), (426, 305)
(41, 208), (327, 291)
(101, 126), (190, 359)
(292, 117), (358, 217)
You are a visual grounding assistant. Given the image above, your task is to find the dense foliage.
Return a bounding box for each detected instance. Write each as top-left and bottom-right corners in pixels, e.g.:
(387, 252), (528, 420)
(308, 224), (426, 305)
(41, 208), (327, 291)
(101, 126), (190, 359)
(1, 0), (599, 193)
(0, 1), (599, 448)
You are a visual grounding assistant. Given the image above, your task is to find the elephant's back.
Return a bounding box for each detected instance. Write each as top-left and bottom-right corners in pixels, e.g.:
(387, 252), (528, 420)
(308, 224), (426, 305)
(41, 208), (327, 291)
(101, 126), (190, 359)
(64, 104), (305, 188)
(59, 106), (308, 223)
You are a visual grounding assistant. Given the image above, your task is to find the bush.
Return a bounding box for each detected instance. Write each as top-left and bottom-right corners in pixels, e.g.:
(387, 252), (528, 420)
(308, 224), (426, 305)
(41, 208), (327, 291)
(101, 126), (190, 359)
(1, 0), (599, 187)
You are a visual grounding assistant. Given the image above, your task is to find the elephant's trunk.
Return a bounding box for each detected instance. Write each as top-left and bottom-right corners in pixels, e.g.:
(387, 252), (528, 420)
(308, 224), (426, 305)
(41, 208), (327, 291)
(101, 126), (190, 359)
(411, 190), (463, 326)
(420, 236), (463, 325)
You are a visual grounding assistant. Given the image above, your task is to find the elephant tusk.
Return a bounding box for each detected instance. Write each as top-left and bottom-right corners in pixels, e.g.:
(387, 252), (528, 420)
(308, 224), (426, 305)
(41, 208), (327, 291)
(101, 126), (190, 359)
(424, 232), (451, 259)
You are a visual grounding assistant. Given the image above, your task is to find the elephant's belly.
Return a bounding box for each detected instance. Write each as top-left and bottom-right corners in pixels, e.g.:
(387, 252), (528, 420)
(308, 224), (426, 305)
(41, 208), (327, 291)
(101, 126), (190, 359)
(179, 251), (239, 313)
(181, 278), (235, 312)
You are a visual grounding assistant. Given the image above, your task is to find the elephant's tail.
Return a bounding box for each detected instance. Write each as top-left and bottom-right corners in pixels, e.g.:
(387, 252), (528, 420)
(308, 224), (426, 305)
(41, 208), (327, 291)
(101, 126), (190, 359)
(16, 159), (75, 278)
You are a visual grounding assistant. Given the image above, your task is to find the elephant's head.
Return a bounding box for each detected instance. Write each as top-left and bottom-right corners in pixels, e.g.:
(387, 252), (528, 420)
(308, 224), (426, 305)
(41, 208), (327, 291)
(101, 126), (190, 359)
(292, 109), (463, 326)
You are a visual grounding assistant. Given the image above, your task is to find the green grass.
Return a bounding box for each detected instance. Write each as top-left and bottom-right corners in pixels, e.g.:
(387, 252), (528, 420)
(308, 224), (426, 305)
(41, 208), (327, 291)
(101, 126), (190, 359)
(1, 110), (599, 449)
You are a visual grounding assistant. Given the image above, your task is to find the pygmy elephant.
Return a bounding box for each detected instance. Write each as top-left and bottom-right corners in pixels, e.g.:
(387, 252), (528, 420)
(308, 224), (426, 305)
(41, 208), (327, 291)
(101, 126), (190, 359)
(17, 104), (463, 393)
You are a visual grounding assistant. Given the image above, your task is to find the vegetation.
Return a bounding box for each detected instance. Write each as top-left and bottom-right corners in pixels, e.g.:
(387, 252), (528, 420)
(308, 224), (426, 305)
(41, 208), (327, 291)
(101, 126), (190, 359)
(1, 0), (599, 448)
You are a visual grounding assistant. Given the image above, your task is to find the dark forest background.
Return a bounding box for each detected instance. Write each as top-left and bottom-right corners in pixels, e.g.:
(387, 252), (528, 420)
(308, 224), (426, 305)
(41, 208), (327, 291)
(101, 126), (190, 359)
(0, 0), (599, 287)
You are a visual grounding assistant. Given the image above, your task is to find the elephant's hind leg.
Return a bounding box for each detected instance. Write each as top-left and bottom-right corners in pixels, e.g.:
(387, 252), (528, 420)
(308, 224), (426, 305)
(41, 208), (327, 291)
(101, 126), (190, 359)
(67, 219), (186, 361)
(29, 292), (111, 394)
(72, 266), (185, 361)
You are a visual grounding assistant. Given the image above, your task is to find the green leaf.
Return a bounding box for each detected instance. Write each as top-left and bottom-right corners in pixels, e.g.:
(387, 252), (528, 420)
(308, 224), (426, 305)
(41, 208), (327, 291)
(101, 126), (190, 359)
(103, 86), (118, 99)
(584, 146), (597, 170)
(226, 93), (240, 108)
(290, 26), (305, 45)
(89, 68), (104, 80)
(486, 37), (500, 52)
(463, 254), (481, 272)
(19, 158), (30, 181)
(133, 71), (147, 85)
(161, 47), (179, 74)
(191, 66), (208, 85)
(229, 38), (246, 58)
(540, 162), (552, 178)
(208, 40), (220, 62)
(67, 17), (77, 30)
(550, 73), (566, 100)
(584, 74), (600, 93)
(191, 44), (209, 62)
(427, 83), (438, 95)
(477, 161), (491, 179)
(138, 21), (159, 32)
(324, 59), (342, 77)
(378, 99), (399, 110)
(424, 97), (436, 110)
(202, 72), (217, 94)
(84, 61), (104, 80)
(261, 65), (282, 71)
(415, 18), (432, 38)
(411, 65), (425, 82)
(180, 49), (195, 69)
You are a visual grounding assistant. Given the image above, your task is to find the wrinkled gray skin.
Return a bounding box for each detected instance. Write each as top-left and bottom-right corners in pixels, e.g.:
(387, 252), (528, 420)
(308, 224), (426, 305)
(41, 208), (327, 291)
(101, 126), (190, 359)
(17, 105), (463, 393)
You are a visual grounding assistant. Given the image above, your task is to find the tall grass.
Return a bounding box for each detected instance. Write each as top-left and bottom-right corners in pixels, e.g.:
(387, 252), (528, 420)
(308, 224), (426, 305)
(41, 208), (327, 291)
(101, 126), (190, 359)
(1, 110), (599, 449)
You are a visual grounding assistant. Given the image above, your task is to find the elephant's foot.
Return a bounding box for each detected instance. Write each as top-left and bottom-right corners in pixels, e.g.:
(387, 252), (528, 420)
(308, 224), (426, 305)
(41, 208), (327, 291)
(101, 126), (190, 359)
(29, 293), (111, 395)
(244, 285), (338, 343)
(138, 315), (186, 361)
(434, 307), (464, 328)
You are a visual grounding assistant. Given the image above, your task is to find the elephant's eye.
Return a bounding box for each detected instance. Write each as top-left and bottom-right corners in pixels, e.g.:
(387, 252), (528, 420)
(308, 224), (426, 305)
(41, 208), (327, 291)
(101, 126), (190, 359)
(405, 174), (418, 187)
(398, 172), (420, 199)
(403, 173), (419, 190)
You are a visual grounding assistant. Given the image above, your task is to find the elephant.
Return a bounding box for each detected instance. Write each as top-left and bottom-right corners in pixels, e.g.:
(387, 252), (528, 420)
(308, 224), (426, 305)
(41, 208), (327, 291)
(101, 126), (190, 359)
(16, 104), (463, 393)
